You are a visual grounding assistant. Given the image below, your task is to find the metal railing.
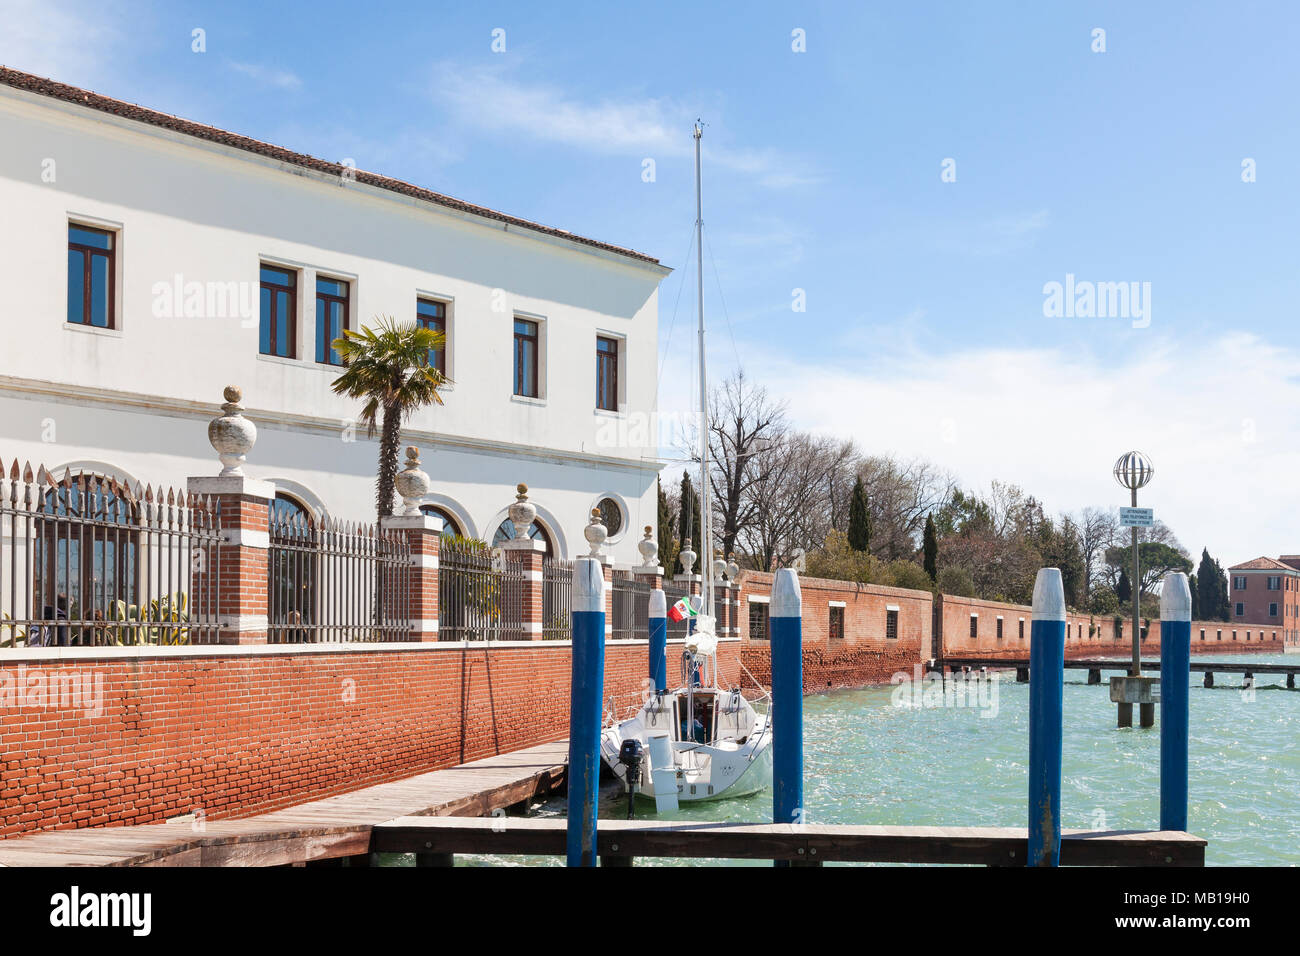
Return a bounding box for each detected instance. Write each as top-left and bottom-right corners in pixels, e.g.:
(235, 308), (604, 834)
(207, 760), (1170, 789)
(438, 538), (524, 641)
(0, 463), (222, 647)
(663, 579), (693, 641)
(611, 572), (651, 641)
(541, 556), (573, 640)
(268, 512), (411, 643)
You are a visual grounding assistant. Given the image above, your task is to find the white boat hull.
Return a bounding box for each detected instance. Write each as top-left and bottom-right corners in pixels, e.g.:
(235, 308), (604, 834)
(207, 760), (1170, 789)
(600, 688), (772, 806)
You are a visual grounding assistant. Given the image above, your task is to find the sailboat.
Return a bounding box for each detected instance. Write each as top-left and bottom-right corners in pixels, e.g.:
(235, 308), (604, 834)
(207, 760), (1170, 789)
(599, 124), (774, 811)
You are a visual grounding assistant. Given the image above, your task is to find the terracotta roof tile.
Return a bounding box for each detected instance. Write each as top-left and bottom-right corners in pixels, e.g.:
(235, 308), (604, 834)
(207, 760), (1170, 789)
(0, 66), (661, 267)
(1229, 557), (1295, 571)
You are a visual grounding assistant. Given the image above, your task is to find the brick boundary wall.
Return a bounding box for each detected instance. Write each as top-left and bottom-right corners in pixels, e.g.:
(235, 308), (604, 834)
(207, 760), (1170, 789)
(734, 575), (1287, 695)
(736, 572), (932, 694)
(0, 639), (739, 838)
(937, 593), (1288, 660)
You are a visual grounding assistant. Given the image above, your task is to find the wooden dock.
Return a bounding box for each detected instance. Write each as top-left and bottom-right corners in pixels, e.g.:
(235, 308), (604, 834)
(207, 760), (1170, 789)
(370, 817), (1206, 867)
(941, 656), (1300, 687)
(0, 738), (569, 867)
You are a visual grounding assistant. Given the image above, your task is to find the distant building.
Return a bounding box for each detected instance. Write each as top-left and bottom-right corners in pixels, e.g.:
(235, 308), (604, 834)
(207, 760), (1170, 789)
(1227, 556), (1300, 649)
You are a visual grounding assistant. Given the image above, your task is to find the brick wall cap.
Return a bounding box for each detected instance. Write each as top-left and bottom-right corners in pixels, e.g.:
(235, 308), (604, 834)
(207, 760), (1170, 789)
(187, 475), (276, 500)
(381, 513), (443, 533)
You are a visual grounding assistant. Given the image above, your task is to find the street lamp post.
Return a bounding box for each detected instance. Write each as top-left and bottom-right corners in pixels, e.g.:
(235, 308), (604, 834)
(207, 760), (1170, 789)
(1112, 451), (1156, 729)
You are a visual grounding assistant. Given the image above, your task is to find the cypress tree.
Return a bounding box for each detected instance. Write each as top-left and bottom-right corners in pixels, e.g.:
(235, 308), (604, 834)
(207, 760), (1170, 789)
(1196, 549), (1219, 623)
(656, 476), (676, 575)
(678, 473), (703, 573)
(1188, 572), (1200, 619)
(1212, 557), (1231, 621)
(1116, 566), (1132, 606)
(847, 476), (871, 552)
(923, 513), (938, 581)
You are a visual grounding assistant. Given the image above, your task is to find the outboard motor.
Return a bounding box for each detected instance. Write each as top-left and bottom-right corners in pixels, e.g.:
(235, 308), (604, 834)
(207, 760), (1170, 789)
(618, 738), (645, 819)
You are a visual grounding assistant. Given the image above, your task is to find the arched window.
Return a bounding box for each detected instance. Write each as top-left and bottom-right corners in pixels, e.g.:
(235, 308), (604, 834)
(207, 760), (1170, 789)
(419, 504), (463, 538)
(268, 492), (317, 642)
(492, 518), (553, 554)
(33, 473), (139, 646)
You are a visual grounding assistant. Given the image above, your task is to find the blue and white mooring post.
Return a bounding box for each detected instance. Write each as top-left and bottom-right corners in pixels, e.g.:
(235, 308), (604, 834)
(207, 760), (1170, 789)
(649, 588), (667, 694)
(1028, 567), (1066, 867)
(1160, 572), (1192, 832)
(566, 557), (606, 867)
(771, 568), (804, 839)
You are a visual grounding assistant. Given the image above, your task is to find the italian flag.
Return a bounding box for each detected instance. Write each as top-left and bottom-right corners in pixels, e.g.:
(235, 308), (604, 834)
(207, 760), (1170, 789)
(668, 598), (696, 623)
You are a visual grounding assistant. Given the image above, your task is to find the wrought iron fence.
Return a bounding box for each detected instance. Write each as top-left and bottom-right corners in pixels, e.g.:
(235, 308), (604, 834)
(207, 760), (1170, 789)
(663, 579), (693, 641)
(611, 572), (651, 641)
(268, 512), (411, 643)
(438, 538), (525, 641)
(0, 462), (222, 647)
(542, 556), (573, 640)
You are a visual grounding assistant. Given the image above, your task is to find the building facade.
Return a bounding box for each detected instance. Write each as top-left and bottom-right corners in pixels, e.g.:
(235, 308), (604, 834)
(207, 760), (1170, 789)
(0, 68), (668, 563)
(1227, 556), (1300, 648)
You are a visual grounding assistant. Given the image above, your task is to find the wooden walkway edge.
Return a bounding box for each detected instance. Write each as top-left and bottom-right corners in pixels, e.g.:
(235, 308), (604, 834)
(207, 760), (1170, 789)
(0, 739), (569, 867)
(372, 817), (1207, 866)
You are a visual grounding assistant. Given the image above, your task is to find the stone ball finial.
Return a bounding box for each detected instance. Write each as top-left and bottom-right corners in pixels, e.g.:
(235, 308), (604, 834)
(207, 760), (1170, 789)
(726, 556), (740, 581)
(208, 385), (256, 477)
(712, 552), (727, 582)
(394, 445), (430, 515)
(637, 525), (658, 567)
(584, 507), (608, 557)
(509, 482), (536, 538)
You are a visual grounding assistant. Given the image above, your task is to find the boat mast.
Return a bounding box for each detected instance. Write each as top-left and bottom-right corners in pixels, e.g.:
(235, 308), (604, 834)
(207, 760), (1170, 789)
(694, 122), (714, 621)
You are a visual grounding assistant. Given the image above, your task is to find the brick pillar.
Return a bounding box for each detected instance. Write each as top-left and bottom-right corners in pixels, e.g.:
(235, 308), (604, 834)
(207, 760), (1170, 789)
(380, 512), (442, 641)
(502, 539), (546, 640)
(187, 475), (274, 645)
(632, 564), (663, 591)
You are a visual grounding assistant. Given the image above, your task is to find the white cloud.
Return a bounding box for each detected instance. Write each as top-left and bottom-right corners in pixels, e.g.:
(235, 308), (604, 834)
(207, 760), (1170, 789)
(742, 330), (1300, 565)
(0, 0), (120, 85)
(430, 62), (818, 187)
(227, 60), (302, 91)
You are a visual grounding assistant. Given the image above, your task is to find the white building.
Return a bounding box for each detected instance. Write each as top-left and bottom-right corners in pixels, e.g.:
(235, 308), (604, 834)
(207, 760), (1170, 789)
(0, 67), (668, 563)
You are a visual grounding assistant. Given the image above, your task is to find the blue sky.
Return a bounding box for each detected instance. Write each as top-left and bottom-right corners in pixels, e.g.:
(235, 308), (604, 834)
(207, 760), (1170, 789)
(4, 0), (1300, 562)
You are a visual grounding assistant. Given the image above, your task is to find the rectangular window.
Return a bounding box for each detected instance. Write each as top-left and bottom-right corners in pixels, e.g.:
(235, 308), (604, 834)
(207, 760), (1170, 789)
(1268, 576), (1281, 590)
(1235, 602), (1244, 616)
(886, 609), (898, 640)
(259, 265), (297, 357)
(315, 277), (349, 366)
(829, 605), (844, 641)
(1270, 603), (1278, 617)
(996, 618), (1003, 640)
(416, 298), (447, 375)
(748, 601), (769, 642)
(969, 616), (978, 639)
(596, 336), (619, 411)
(1200, 629), (1205, 641)
(1019, 619), (1025, 639)
(1234, 576), (1247, 590)
(514, 318), (539, 397)
(67, 224), (115, 328)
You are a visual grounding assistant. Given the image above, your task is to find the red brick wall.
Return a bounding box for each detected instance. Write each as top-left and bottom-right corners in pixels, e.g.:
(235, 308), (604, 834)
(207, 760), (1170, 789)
(736, 572), (931, 693)
(0, 640), (739, 838)
(937, 593), (1286, 659)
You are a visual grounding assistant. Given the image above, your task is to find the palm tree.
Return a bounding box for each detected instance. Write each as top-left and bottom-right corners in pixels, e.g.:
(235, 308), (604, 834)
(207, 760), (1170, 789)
(330, 316), (447, 523)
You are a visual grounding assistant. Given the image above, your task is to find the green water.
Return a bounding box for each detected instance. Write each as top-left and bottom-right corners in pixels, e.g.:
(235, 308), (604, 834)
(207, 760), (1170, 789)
(405, 654), (1300, 866)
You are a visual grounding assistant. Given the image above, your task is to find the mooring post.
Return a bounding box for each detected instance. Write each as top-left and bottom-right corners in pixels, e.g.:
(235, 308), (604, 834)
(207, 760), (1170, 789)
(567, 557), (606, 868)
(649, 588), (668, 693)
(1159, 572), (1191, 832)
(771, 568), (805, 866)
(1028, 567), (1066, 868)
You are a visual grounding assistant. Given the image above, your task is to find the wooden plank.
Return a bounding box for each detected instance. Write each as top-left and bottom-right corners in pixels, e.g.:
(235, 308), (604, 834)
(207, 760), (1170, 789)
(370, 817), (1206, 867)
